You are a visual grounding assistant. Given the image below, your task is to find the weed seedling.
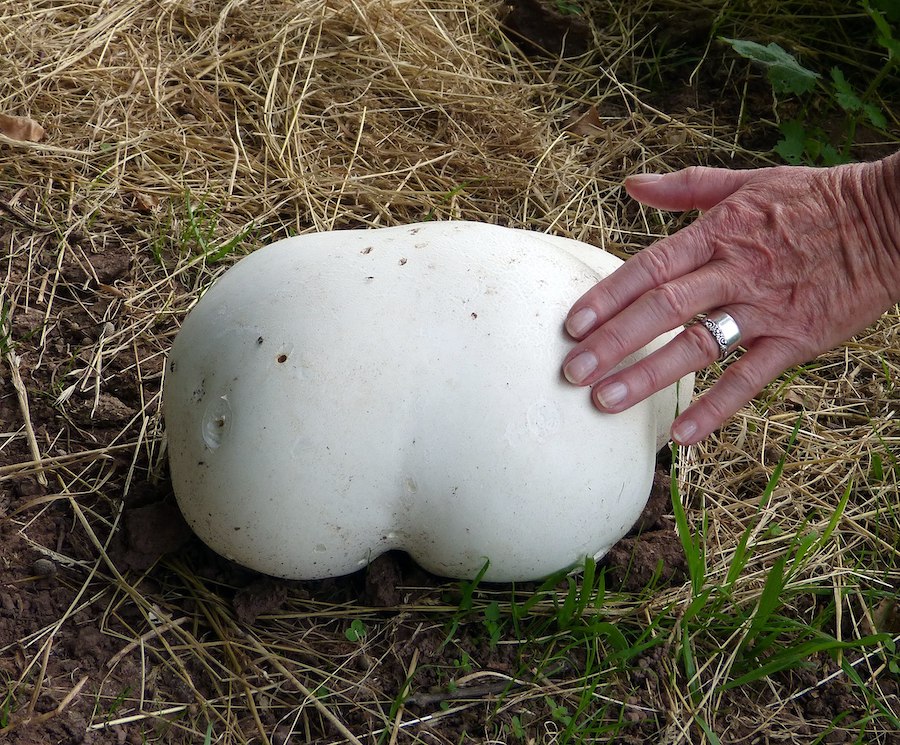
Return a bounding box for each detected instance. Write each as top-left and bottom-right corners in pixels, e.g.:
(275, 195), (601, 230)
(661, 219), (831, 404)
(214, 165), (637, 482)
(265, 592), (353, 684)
(344, 618), (367, 642)
(483, 601), (503, 647)
(509, 714), (526, 740)
(452, 650), (473, 674)
(151, 188), (255, 267)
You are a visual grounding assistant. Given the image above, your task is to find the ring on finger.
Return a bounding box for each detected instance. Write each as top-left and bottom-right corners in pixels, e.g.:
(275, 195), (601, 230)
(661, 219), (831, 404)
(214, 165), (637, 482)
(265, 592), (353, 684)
(698, 310), (742, 361)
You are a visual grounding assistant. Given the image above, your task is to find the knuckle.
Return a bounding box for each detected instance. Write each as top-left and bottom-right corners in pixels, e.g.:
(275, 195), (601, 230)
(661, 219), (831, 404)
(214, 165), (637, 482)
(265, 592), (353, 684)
(722, 360), (765, 398)
(698, 390), (733, 424)
(601, 323), (632, 359)
(634, 359), (669, 396)
(638, 248), (673, 286)
(695, 362), (763, 425)
(680, 165), (704, 185)
(647, 281), (693, 320)
(706, 198), (755, 236)
(683, 324), (719, 360)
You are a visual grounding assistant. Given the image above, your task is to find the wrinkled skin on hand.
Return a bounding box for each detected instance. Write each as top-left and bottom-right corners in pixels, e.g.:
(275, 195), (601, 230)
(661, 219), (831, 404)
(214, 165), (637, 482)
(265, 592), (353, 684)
(563, 153), (900, 444)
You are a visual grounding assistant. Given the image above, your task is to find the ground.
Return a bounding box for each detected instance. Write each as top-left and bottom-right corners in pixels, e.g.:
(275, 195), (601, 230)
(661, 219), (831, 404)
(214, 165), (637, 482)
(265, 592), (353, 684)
(1, 1), (898, 743)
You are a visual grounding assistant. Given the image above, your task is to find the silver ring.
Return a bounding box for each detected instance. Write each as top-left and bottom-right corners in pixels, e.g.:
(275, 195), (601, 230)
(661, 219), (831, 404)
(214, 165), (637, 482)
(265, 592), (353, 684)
(700, 310), (742, 360)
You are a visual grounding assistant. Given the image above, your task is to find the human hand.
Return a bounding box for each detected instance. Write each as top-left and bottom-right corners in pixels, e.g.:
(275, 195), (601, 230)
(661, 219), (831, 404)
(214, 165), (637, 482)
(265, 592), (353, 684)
(562, 155), (900, 445)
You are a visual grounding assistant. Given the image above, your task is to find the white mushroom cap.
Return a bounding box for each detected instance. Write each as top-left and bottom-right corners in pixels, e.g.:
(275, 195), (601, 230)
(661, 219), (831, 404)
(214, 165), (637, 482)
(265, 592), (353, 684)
(164, 221), (693, 581)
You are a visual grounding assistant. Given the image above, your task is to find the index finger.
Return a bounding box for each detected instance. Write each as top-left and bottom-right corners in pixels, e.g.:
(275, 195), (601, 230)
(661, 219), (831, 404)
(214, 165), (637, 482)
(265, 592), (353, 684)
(565, 221), (714, 339)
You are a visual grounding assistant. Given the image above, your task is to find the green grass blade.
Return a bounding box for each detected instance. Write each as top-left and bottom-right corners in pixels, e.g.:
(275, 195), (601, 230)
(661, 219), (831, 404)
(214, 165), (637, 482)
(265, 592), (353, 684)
(726, 415), (802, 587)
(575, 556), (596, 621)
(842, 655), (900, 729)
(671, 443), (705, 595)
(559, 576), (577, 628)
(741, 554), (788, 654)
(695, 714), (722, 745)
(680, 620), (701, 702)
(817, 480), (852, 550)
(724, 635), (890, 690)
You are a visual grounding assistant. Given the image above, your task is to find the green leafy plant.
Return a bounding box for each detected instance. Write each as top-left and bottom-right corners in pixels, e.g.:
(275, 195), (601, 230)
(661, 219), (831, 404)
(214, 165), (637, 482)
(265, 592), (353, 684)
(482, 601), (503, 647)
(721, 38), (820, 95)
(452, 650), (473, 674)
(509, 714), (526, 740)
(546, 696), (573, 728)
(723, 1), (897, 164)
(344, 618), (367, 642)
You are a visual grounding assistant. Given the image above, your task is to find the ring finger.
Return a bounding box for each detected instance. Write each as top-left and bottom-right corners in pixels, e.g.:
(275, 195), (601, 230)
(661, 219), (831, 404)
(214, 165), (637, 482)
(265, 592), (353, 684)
(590, 308), (747, 413)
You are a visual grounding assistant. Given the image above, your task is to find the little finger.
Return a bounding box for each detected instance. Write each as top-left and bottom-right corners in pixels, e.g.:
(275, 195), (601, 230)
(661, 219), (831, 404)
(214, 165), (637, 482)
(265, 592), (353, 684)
(670, 339), (797, 444)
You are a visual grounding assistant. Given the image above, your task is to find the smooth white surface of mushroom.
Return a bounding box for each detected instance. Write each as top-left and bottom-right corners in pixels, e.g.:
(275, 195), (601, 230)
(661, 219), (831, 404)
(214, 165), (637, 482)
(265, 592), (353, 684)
(164, 221), (693, 581)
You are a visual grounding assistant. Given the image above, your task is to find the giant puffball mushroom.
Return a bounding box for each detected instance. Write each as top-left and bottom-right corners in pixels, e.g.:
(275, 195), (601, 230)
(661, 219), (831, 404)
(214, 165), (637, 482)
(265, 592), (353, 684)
(164, 222), (693, 582)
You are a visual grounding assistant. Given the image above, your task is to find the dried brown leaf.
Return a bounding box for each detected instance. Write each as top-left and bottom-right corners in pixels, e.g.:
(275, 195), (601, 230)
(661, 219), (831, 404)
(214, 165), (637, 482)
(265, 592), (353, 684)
(873, 598), (900, 635)
(0, 112), (45, 142)
(133, 191), (160, 213)
(564, 105), (603, 136)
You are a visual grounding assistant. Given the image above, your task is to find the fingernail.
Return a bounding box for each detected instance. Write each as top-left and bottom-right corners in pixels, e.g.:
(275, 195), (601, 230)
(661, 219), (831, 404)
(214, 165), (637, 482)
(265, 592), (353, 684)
(564, 351), (598, 384)
(626, 173), (664, 185)
(672, 419), (697, 444)
(595, 381), (627, 408)
(566, 307), (597, 338)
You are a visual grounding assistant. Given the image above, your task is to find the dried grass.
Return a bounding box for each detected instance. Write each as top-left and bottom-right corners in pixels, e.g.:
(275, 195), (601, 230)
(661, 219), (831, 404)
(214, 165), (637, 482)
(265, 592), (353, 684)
(1, 0), (898, 743)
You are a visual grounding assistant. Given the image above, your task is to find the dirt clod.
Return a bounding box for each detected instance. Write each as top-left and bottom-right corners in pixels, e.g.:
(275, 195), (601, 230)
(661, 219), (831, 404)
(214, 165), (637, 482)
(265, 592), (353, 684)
(32, 558), (57, 577)
(73, 393), (136, 426)
(120, 502), (193, 571)
(600, 469), (687, 591)
(501, 0), (592, 57)
(363, 551), (406, 607)
(233, 579), (290, 624)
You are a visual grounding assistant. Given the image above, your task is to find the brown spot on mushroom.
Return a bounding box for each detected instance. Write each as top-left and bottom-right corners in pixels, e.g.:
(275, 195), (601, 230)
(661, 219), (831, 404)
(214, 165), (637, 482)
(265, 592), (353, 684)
(277, 354), (288, 363)
(361, 246), (374, 254)
(399, 257), (407, 266)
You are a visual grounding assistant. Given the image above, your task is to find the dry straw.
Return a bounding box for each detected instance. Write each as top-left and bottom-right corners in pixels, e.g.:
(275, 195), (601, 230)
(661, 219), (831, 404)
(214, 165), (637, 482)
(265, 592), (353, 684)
(1, 0), (897, 743)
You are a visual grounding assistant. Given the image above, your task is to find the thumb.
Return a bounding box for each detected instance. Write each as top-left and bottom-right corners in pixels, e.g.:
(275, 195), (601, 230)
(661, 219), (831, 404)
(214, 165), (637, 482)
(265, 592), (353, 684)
(624, 166), (766, 211)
